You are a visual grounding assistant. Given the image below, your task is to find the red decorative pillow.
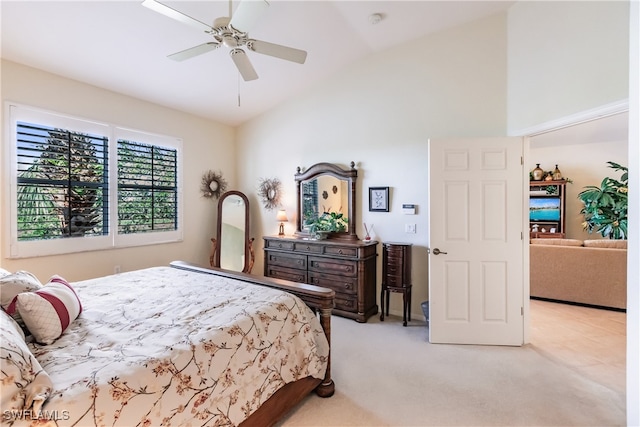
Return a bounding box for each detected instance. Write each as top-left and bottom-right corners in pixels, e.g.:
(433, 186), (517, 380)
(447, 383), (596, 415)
(16, 276), (82, 344)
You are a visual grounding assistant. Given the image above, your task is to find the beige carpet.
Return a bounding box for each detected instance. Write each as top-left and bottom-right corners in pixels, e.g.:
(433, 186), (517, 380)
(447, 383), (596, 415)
(278, 313), (625, 427)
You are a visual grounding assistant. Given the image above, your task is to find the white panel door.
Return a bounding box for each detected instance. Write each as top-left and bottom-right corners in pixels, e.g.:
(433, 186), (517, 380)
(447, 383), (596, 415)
(428, 137), (526, 346)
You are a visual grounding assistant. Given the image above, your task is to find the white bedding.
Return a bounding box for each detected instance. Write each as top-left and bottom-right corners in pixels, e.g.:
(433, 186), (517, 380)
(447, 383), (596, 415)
(6, 266), (329, 426)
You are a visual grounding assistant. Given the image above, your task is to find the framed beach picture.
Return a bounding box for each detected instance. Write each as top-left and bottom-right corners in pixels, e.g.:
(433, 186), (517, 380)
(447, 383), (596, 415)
(369, 187), (389, 212)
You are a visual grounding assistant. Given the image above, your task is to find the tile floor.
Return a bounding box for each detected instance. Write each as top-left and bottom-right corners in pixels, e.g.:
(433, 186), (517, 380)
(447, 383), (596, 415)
(529, 298), (626, 395)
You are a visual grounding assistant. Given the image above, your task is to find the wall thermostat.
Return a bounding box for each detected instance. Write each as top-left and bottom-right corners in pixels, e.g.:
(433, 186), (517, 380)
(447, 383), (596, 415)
(402, 204), (416, 215)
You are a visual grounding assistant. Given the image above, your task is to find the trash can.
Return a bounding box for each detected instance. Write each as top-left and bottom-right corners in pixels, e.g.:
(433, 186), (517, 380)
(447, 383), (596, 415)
(421, 301), (429, 327)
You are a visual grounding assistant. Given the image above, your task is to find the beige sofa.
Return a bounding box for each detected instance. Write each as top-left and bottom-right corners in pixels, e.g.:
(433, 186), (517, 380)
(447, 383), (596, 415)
(530, 238), (627, 310)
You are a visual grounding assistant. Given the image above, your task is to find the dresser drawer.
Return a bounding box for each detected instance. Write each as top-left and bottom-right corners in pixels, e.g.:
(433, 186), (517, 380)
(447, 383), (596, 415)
(308, 272), (357, 295)
(308, 256), (357, 277)
(334, 293), (357, 313)
(385, 253), (404, 263)
(266, 252), (307, 269)
(293, 242), (323, 254)
(266, 265), (307, 283)
(324, 245), (357, 258)
(386, 264), (402, 275)
(384, 246), (405, 256)
(385, 274), (405, 287)
(265, 239), (295, 251)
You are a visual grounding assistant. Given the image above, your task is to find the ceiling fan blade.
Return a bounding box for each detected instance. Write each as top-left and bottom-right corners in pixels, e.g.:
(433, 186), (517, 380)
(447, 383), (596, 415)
(168, 42), (220, 61)
(248, 40), (307, 64)
(142, 0), (212, 34)
(230, 49), (258, 81)
(229, 0), (269, 33)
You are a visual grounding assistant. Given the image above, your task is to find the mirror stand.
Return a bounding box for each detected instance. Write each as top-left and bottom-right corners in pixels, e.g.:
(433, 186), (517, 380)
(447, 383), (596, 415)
(210, 191), (255, 273)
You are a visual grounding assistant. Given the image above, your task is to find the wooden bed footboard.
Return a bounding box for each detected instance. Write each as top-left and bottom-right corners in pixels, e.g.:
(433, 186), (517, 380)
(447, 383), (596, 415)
(170, 261), (336, 407)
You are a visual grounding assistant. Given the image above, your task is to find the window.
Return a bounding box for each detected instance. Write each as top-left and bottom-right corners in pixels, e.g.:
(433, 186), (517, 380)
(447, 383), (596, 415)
(117, 139), (177, 234)
(301, 178), (319, 224)
(16, 122), (109, 241)
(7, 104), (182, 258)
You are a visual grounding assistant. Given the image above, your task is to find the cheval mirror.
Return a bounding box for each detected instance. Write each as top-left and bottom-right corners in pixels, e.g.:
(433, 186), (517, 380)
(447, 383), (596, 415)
(295, 161), (358, 241)
(210, 191), (255, 273)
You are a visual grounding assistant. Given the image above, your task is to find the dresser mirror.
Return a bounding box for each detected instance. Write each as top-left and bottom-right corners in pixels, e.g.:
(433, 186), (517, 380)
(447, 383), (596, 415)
(210, 191), (254, 273)
(295, 162), (358, 241)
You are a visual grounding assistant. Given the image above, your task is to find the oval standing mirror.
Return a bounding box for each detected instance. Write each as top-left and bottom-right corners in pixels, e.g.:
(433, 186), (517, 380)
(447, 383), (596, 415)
(210, 191), (254, 273)
(295, 162), (358, 241)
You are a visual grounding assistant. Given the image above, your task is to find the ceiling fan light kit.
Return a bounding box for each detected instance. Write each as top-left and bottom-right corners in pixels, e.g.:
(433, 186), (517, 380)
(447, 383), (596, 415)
(142, 0), (307, 81)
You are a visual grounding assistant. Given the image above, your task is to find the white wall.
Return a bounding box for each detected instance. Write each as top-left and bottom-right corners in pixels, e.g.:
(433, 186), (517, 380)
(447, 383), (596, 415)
(508, 1), (629, 133)
(237, 12), (510, 318)
(0, 60), (235, 281)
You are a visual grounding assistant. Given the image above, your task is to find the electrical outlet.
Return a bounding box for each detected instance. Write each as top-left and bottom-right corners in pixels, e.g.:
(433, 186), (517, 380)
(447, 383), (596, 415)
(405, 224), (416, 234)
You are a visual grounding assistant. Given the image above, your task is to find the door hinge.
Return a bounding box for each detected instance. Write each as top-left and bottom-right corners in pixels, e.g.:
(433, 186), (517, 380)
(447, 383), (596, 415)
(521, 307), (524, 315)
(521, 156), (524, 165)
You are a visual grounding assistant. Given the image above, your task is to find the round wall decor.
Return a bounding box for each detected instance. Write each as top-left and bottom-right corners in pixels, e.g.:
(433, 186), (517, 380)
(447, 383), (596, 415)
(201, 170), (228, 199)
(258, 177), (282, 211)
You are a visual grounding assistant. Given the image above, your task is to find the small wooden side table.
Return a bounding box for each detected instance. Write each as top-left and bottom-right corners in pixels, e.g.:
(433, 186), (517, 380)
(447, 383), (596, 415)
(380, 242), (412, 326)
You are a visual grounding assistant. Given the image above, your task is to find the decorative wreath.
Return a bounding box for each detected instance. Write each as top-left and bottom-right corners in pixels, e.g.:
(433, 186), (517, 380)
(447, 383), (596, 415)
(258, 177), (282, 211)
(201, 170), (228, 200)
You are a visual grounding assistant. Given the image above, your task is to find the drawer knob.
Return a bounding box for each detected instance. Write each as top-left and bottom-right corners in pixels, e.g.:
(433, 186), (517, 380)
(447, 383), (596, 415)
(344, 283), (351, 289)
(305, 246), (311, 251)
(278, 243), (283, 248)
(297, 260), (303, 265)
(338, 249), (343, 254)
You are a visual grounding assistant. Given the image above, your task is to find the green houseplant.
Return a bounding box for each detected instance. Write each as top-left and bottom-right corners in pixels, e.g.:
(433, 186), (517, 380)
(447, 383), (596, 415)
(306, 211), (348, 239)
(578, 161), (628, 240)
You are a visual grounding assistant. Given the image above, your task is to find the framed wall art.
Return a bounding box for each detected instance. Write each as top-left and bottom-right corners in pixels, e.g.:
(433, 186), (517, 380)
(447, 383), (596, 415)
(369, 187), (389, 212)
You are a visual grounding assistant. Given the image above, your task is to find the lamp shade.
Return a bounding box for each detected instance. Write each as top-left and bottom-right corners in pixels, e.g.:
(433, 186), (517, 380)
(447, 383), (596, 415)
(276, 210), (288, 222)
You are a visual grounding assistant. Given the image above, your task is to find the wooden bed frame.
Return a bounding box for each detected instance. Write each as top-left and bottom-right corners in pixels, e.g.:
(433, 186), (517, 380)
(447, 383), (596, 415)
(170, 261), (335, 426)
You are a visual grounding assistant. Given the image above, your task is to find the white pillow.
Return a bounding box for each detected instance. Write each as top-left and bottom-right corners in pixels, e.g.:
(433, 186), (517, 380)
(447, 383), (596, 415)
(1, 270), (43, 311)
(16, 275), (82, 344)
(0, 271), (43, 329)
(0, 310), (53, 412)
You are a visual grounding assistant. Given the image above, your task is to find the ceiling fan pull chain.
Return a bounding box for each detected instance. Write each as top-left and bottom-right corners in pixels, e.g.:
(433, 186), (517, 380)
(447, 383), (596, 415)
(238, 73), (241, 107)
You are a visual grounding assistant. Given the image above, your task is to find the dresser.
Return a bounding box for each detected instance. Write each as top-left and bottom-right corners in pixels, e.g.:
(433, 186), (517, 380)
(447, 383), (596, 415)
(380, 242), (412, 326)
(263, 236), (378, 322)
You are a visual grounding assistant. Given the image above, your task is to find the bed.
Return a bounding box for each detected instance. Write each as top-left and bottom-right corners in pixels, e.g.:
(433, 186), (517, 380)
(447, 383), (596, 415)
(0, 261), (335, 426)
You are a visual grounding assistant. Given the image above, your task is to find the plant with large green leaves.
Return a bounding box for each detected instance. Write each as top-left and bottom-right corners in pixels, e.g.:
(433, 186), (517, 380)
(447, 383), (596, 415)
(305, 211), (348, 237)
(578, 161), (628, 239)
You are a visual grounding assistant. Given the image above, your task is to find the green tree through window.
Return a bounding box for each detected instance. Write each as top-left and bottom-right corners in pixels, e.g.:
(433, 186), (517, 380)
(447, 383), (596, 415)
(117, 140), (177, 234)
(16, 123), (108, 240)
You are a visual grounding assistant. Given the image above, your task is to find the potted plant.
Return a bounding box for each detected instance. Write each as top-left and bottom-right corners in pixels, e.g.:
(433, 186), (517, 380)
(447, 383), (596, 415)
(578, 161), (628, 240)
(306, 211), (348, 239)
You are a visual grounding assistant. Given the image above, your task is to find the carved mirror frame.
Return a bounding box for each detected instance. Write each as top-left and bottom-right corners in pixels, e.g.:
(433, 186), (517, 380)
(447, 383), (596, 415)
(295, 161), (358, 241)
(210, 191), (255, 273)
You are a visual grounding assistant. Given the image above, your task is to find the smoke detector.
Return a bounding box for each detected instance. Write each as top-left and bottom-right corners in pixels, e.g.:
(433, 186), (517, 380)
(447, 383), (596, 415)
(369, 13), (383, 25)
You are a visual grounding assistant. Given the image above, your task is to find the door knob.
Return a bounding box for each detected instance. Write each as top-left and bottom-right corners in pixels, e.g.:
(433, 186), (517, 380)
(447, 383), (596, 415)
(432, 248), (448, 255)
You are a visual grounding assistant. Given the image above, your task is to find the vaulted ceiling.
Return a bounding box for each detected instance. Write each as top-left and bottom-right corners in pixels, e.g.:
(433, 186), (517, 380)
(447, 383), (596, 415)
(1, 1), (514, 126)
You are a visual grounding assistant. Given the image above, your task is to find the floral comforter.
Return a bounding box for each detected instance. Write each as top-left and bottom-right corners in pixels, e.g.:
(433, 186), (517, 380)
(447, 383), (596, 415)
(11, 266), (329, 426)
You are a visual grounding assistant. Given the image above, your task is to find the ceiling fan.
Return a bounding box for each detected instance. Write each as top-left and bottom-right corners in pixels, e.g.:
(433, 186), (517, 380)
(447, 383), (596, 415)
(142, 0), (307, 81)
